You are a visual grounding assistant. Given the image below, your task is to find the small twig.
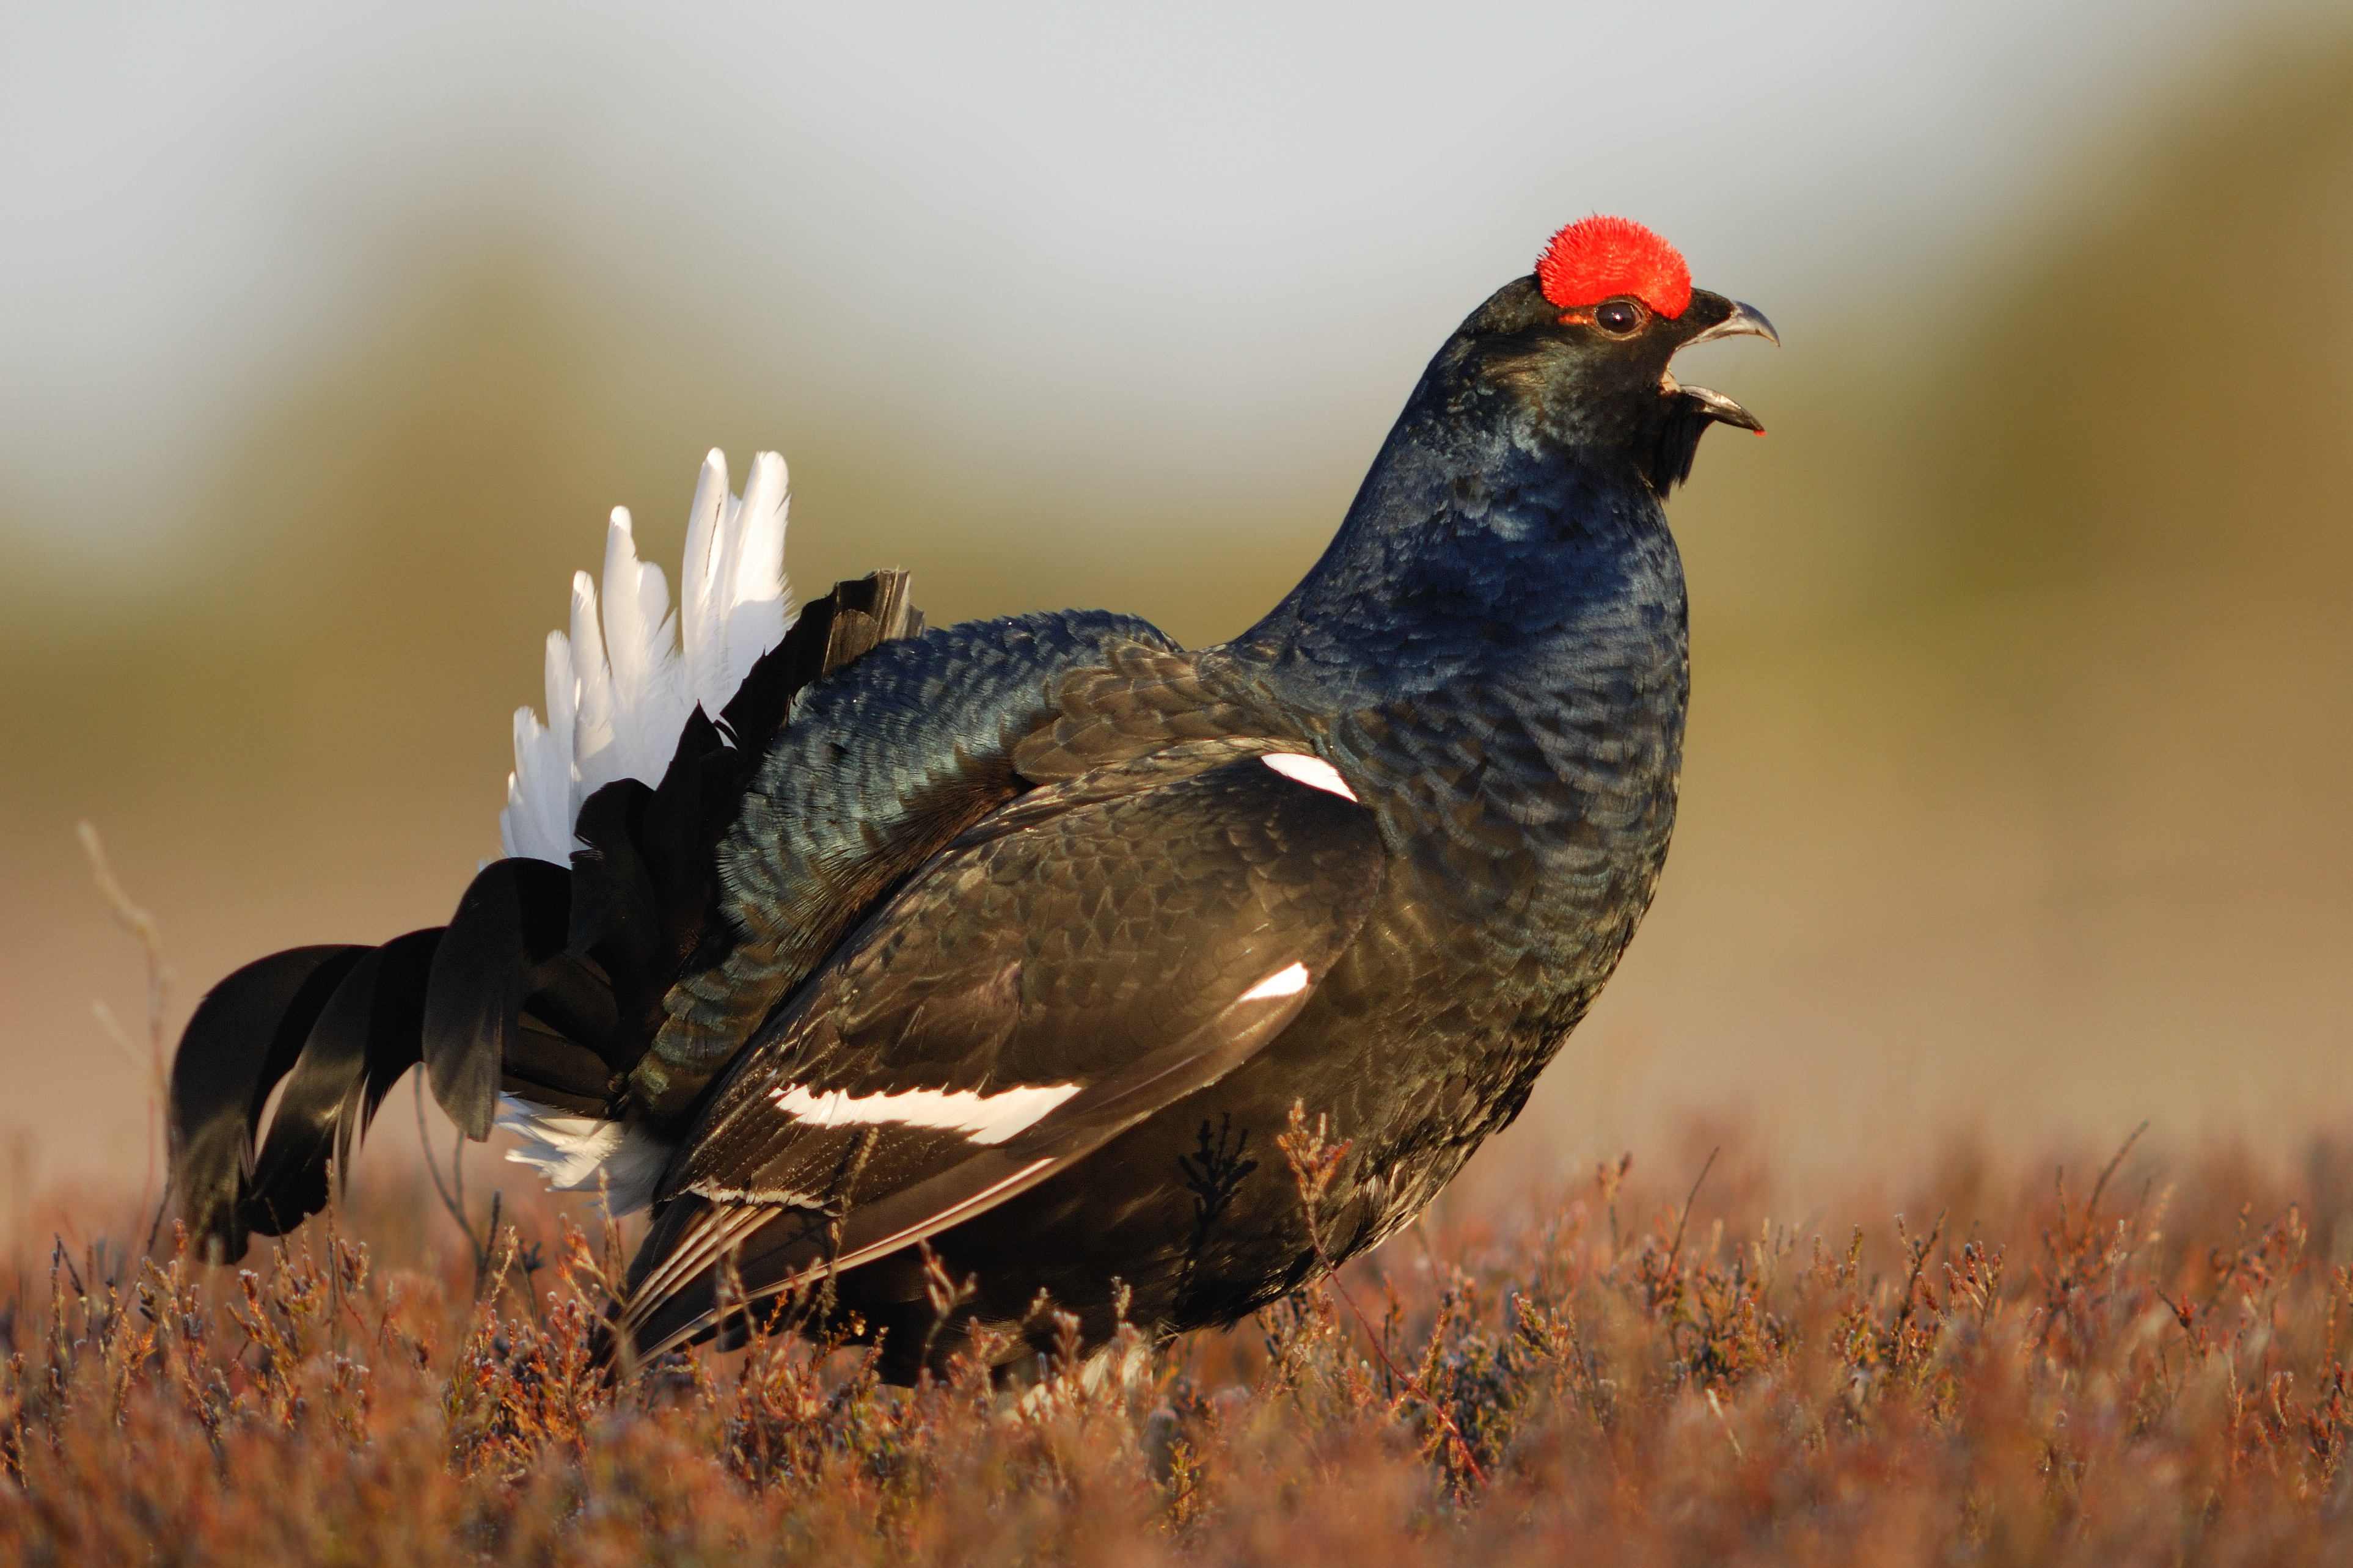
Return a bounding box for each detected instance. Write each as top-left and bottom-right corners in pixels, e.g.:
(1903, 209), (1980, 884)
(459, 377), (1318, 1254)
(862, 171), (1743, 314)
(142, 1193), (171, 1261)
(77, 823), (170, 1098)
(481, 1190), (503, 1302)
(2087, 1121), (2150, 1222)
(815, 1126), (879, 1329)
(1705, 1385), (1744, 1459)
(1664, 1147), (1722, 1279)
(1891, 1209), (1949, 1352)
(1279, 1101), (1489, 1489)
(916, 1241), (978, 1379)
(79, 823), (172, 1227)
(414, 1074), (485, 1277)
(90, 1002), (163, 1105)
(452, 1126), (468, 1228)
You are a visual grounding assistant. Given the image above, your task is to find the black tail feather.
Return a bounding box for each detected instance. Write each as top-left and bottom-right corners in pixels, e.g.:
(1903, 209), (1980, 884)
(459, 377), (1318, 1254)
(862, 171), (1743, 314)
(167, 573), (927, 1261)
(241, 927), (447, 1240)
(354, 927), (447, 1135)
(170, 944), (369, 1261)
(239, 950), (384, 1237)
(420, 857), (579, 1139)
(169, 929), (450, 1261)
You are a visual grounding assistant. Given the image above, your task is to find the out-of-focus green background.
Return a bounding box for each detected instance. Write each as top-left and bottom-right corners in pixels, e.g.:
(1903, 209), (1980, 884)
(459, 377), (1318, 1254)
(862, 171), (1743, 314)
(4, 4), (2349, 1205)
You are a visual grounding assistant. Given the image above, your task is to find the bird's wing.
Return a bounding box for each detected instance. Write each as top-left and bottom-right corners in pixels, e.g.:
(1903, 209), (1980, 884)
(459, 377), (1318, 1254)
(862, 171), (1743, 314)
(616, 742), (1386, 1359)
(626, 608), (1180, 1122)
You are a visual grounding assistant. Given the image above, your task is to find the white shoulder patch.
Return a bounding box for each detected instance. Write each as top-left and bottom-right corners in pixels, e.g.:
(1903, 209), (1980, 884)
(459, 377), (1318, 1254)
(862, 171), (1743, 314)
(499, 449), (796, 864)
(1239, 961), (1311, 1001)
(496, 1095), (674, 1216)
(1261, 751), (1357, 802)
(769, 1081), (1082, 1147)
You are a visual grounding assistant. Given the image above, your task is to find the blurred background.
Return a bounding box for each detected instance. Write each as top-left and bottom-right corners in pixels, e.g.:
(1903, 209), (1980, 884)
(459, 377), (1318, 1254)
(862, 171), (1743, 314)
(4, 2), (2349, 1217)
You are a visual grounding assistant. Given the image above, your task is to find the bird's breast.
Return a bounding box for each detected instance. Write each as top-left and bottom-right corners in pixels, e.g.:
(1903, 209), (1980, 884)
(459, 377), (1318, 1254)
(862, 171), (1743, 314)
(1255, 573), (1689, 1168)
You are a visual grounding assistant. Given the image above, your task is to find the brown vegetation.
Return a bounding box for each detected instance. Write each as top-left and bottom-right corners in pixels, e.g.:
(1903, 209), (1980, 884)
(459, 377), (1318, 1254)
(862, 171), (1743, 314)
(5, 1124), (2352, 1564)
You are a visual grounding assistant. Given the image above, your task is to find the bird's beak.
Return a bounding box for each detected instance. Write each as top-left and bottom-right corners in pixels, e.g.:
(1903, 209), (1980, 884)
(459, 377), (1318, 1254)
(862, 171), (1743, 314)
(1681, 299), (1779, 349)
(1666, 294), (1776, 432)
(1671, 381), (1765, 432)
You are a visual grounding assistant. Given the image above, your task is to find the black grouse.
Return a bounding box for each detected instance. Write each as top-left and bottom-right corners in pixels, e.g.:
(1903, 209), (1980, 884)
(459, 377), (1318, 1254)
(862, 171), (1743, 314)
(167, 215), (1774, 1380)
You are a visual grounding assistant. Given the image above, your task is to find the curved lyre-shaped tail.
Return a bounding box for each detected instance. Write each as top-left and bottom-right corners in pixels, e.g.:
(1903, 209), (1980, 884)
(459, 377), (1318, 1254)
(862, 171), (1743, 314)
(168, 448), (926, 1262)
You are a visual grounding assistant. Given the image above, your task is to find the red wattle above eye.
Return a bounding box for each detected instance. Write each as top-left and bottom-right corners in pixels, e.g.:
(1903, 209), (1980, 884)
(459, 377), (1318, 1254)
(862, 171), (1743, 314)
(1537, 216), (1692, 320)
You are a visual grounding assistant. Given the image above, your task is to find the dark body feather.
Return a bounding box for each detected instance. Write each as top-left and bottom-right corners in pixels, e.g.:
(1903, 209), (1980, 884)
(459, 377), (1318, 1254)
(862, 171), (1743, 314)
(167, 266), (1772, 1379)
(615, 277), (1746, 1375)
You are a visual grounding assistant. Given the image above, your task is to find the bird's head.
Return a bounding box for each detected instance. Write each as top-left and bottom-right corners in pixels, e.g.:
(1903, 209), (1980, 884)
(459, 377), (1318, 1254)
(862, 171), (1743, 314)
(1441, 215), (1777, 493)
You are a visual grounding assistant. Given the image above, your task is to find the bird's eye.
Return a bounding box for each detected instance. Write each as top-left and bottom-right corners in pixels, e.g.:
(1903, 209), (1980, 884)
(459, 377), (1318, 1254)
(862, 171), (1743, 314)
(1594, 299), (1644, 336)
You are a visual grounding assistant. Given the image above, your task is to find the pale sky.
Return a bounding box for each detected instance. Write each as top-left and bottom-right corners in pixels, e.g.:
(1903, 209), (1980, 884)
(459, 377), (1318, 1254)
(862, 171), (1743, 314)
(0, 1), (2321, 553)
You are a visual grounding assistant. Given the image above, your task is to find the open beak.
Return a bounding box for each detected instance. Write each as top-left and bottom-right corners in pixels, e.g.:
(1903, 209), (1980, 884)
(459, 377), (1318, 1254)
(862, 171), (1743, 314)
(1671, 381), (1765, 432)
(1668, 296), (1777, 431)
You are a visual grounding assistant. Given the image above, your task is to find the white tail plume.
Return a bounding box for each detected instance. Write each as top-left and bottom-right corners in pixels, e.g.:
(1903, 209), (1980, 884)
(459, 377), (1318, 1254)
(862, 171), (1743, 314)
(499, 450), (796, 864)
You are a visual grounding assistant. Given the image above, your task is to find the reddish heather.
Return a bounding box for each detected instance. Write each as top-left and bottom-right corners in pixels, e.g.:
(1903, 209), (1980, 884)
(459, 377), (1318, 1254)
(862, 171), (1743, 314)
(4, 1126), (2350, 1565)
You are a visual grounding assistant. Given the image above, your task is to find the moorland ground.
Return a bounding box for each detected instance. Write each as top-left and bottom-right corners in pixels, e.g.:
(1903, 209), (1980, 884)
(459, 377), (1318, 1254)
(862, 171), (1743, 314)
(4, 1121), (2350, 1566)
